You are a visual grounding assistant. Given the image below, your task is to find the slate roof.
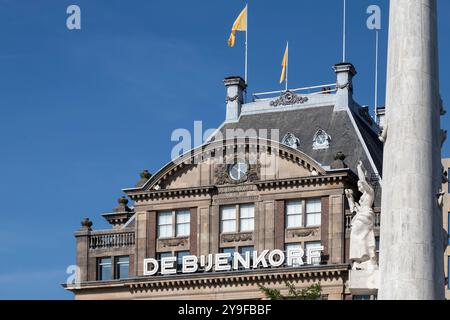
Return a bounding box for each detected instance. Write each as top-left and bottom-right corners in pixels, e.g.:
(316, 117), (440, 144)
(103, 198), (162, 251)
(215, 102), (383, 206)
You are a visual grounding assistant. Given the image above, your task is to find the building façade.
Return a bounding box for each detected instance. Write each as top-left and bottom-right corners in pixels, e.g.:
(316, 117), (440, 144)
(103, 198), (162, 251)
(64, 63), (387, 300)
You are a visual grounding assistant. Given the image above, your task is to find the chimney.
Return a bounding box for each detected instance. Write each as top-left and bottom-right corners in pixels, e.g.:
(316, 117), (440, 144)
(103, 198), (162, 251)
(332, 63), (357, 111)
(224, 76), (247, 122)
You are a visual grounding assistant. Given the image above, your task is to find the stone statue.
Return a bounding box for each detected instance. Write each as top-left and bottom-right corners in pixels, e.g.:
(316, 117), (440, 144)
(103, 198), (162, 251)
(345, 161), (378, 271)
(379, 125), (388, 143)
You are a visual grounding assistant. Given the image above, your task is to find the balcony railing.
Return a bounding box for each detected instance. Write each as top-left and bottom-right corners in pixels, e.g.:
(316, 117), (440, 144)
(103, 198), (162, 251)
(89, 230), (135, 250)
(252, 83), (337, 101)
(345, 211), (381, 230)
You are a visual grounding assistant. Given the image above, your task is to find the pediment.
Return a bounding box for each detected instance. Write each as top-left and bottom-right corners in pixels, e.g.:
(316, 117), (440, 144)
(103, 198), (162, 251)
(131, 139), (326, 192)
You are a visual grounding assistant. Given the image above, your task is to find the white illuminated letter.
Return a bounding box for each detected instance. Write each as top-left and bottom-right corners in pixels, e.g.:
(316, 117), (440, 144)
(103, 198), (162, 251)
(182, 255), (198, 273)
(252, 250), (269, 268)
(287, 248), (304, 266)
(307, 246), (324, 265)
(143, 258), (159, 276)
(268, 250), (285, 268)
(214, 253), (232, 272)
(161, 257), (177, 275)
(233, 251), (251, 270)
(66, 5), (81, 30)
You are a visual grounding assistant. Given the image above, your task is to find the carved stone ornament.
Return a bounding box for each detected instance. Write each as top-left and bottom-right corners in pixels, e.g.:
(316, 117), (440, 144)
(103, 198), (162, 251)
(312, 129), (331, 150)
(159, 237), (188, 248)
(270, 91), (309, 107)
(221, 232), (253, 243)
(282, 133), (300, 149)
(226, 95), (240, 103)
(287, 228), (319, 238)
(215, 163), (261, 185)
(336, 80), (353, 91)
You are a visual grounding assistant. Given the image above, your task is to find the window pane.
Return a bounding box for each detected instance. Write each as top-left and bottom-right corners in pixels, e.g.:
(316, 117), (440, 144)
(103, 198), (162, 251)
(240, 218), (254, 232)
(116, 256), (129, 280)
(286, 201), (302, 215)
(221, 206), (236, 220)
(306, 213), (321, 227)
(240, 204), (255, 218)
(221, 248), (235, 265)
(222, 220), (236, 233)
(158, 211), (172, 225)
(176, 251), (190, 270)
(306, 199), (321, 213)
(286, 214), (302, 228)
(158, 252), (173, 261)
(448, 256), (450, 289)
(221, 206), (237, 233)
(98, 258), (112, 281)
(159, 225), (172, 238)
(239, 246), (254, 255)
(306, 199), (321, 227)
(305, 242), (322, 265)
(176, 210), (190, 224)
(448, 212), (450, 245)
(176, 223), (190, 237)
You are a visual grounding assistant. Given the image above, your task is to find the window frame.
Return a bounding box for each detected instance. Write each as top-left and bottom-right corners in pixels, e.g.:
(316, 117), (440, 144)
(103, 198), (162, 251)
(157, 209), (191, 239)
(286, 198), (322, 229)
(220, 204), (255, 234)
(115, 256), (130, 280)
(97, 257), (112, 281)
(305, 198), (322, 227)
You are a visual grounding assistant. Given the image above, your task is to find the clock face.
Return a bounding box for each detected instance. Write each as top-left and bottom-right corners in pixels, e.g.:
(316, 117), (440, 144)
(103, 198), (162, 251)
(229, 161), (248, 181)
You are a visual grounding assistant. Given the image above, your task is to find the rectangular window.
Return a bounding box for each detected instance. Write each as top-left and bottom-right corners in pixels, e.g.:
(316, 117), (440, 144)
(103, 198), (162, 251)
(286, 200), (302, 228)
(305, 241), (322, 265)
(158, 252), (173, 261)
(176, 210), (191, 237)
(157, 210), (191, 238)
(239, 204), (255, 232)
(221, 247), (235, 265)
(285, 243), (302, 267)
(306, 199), (322, 227)
(448, 212), (450, 245)
(158, 211), (173, 238)
(115, 256), (129, 280)
(448, 256), (450, 290)
(221, 206), (237, 233)
(176, 251), (190, 270)
(239, 246), (254, 255)
(97, 257), (112, 281)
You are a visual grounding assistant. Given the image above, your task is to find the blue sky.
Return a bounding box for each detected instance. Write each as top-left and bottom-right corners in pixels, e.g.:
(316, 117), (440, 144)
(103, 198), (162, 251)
(0, 0), (448, 299)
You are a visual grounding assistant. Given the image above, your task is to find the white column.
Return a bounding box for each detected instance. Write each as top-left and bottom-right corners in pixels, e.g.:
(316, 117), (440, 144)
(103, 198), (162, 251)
(379, 0), (444, 300)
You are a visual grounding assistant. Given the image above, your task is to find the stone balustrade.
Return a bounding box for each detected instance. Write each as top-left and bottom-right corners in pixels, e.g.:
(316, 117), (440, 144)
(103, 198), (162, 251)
(89, 230), (135, 250)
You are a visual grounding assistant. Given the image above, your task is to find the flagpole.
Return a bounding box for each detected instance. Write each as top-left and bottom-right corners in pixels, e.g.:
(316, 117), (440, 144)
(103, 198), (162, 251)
(285, 42), (289, 91)
(343, 0), (346, 62)
(374, 30), (379, 122)
(245, 4), (248, 85)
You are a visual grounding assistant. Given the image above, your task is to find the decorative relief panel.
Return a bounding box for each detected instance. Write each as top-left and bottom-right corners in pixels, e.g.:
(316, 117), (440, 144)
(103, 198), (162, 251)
(286, 228), (320, 239)
(221, 232), (253, 243)
(158, 237), (189, 249)
(215, 163), (261, 185)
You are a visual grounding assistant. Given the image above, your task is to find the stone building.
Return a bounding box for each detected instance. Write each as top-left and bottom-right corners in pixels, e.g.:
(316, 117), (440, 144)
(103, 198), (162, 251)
(64, 63), (387, 300)
(442, 158), (450, 300)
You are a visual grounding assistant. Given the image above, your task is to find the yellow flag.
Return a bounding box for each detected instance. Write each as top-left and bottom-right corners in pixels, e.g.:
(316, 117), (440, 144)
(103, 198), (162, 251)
(228, 5), (248, 47)
(280, 43), (289, 84)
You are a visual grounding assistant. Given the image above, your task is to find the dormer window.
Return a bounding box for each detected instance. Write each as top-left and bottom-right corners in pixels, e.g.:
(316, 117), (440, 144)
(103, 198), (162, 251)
(282, 133), (300, 149)
(313, 129), (331, 150)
